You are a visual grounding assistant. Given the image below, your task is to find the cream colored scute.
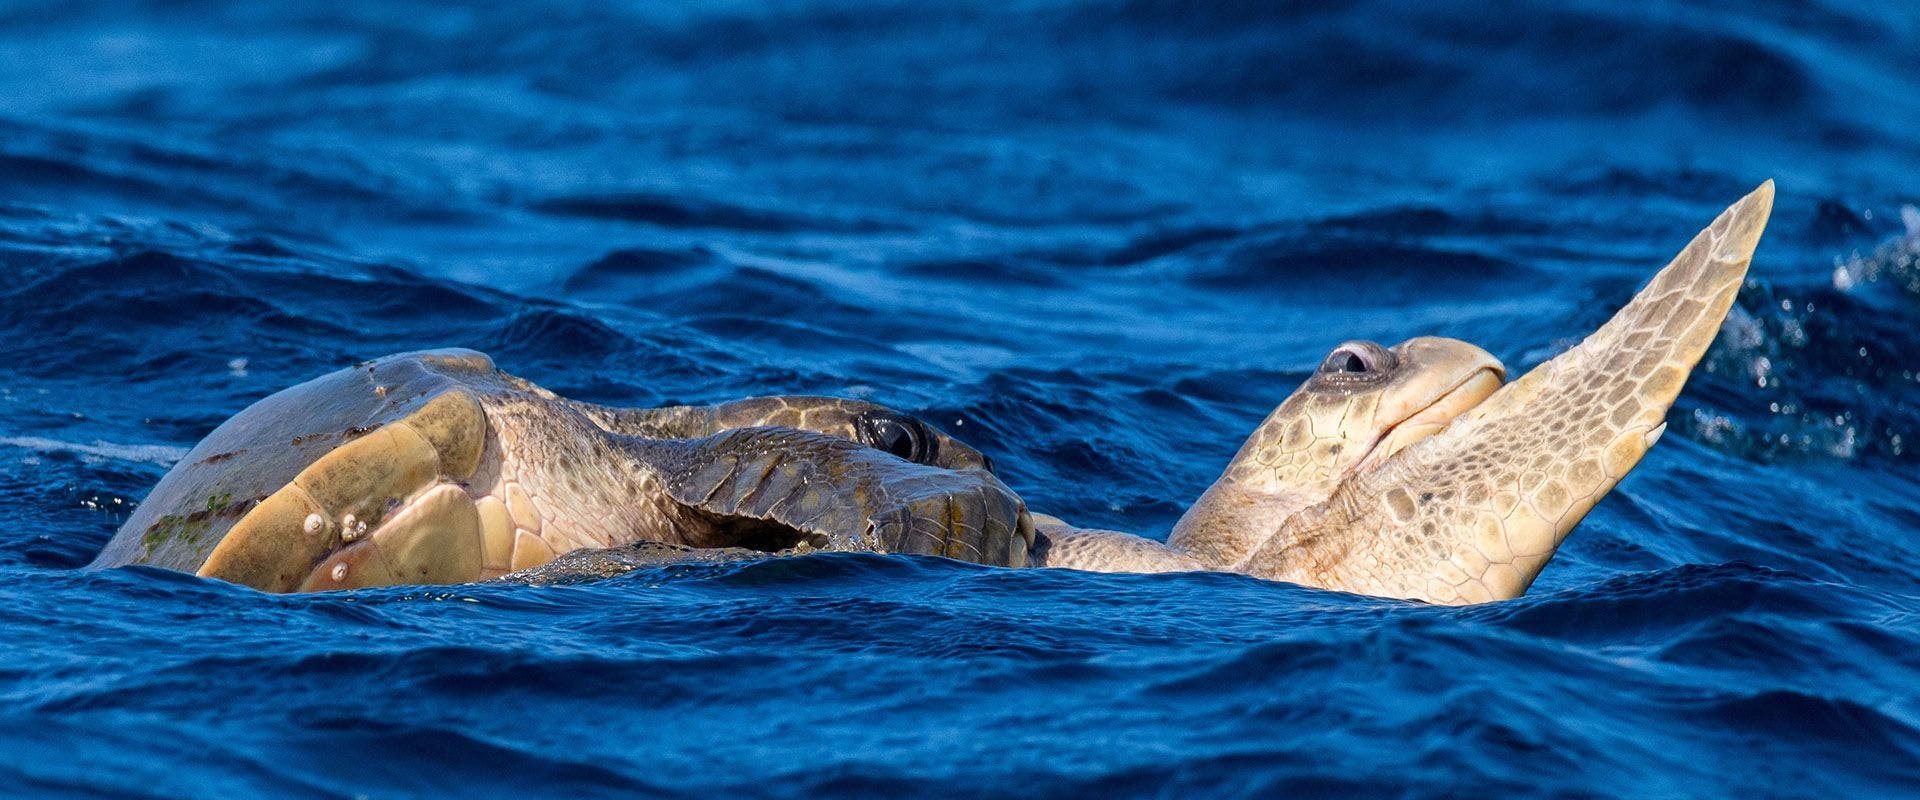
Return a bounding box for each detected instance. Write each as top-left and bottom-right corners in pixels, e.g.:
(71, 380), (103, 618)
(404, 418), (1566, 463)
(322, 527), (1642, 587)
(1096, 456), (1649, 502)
(401, 389), (487, 480)
(301, 484), (483, 590)
(92, 349), (495, 578)
(476, 496), (515, 574)
(196, 485), (336, 593)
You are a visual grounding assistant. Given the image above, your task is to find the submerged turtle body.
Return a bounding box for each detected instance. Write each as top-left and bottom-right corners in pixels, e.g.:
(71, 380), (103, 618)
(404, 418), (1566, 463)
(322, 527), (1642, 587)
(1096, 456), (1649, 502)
(92, 350), (1031, 592)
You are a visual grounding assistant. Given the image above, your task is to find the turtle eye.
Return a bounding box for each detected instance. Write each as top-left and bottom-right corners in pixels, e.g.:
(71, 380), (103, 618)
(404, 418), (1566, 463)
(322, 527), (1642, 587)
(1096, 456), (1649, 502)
(855, 412), (936, 464)
(1318, 341), (1397, 377)
(873, 420), (919, 459)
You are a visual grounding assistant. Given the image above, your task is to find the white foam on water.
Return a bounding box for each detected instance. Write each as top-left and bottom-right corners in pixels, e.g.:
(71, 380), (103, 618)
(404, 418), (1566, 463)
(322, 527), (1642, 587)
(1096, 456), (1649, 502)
(0, 436), (188, 466)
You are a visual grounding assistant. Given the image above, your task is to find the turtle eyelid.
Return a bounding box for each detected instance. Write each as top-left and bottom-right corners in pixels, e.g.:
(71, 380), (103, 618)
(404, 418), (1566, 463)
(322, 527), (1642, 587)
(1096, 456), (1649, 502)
(853, 411), (937, 465)
(1320, 341), (1396, 375)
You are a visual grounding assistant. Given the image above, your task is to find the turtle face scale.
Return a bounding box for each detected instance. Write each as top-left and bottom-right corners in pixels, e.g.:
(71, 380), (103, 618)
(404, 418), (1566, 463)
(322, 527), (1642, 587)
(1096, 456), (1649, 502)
(1224, 336), (1506, 496)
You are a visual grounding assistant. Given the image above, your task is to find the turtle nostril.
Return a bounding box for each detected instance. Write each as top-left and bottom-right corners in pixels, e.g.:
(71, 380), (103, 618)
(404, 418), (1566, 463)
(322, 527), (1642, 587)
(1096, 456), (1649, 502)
(1342, 352), (1367, 372)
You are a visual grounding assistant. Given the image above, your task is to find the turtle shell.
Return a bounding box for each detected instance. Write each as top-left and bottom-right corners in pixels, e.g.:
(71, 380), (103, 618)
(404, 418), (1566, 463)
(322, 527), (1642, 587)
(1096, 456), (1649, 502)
(90, 349), (496, 584)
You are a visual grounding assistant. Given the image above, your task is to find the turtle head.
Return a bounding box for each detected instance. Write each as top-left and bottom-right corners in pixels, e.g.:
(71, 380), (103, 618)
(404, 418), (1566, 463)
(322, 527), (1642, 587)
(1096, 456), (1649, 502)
(1234, 337), (1506, 492)
(675, 396), (994, 473)
(1168, 337), (1504, 567)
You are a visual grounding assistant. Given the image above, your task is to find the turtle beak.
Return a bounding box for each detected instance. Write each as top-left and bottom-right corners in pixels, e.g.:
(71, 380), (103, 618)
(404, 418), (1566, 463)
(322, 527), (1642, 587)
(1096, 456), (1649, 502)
(1365, 367), (1504, 470)
(1356, 338), (1506, 473)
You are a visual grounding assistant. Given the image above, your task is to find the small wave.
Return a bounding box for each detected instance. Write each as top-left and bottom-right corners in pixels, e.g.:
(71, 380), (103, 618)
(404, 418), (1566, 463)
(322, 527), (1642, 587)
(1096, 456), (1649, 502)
(1029, 224), (1245, 269)
(1069, 2), (1813, 119)
(531, 192), (899, 234)
(894, 256), (1066, 287)
(561, 246), (724, 296)
(1684, 689), (1920, 772)
(487, 308), (635, 360)
(1830, 206), (1920, 294)
(0, 436), (187, 466)
(1188, 236), (1531, 297)
(1679, 218), (1920, 463)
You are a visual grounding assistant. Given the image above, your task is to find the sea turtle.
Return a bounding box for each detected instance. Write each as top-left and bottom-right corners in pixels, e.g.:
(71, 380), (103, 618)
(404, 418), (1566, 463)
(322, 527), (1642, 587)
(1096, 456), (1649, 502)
(1019, 181), (1775, 602)
(528, 182), (1774, 605)
(94, 182), (1771, 604)
(89, 355), (1033, 592)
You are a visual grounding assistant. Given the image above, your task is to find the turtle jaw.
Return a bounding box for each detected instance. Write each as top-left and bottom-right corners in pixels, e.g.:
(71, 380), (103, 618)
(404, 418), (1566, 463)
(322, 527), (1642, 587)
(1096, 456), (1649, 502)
(867, 467), (1035, 567)
(1344, 339), (1505, 477)
(1167, 337), (1503, 570)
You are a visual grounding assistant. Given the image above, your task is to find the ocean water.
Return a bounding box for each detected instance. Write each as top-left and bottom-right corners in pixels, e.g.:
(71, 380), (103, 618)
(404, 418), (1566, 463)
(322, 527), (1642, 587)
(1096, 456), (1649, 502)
(2, 1), (1918, 796)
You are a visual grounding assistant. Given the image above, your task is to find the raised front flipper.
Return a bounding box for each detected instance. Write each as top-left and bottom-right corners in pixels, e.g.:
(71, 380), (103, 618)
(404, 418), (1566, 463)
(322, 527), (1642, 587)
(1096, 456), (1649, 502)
(1253, 181), (1774, 604)
(633, 426), (1034, 567)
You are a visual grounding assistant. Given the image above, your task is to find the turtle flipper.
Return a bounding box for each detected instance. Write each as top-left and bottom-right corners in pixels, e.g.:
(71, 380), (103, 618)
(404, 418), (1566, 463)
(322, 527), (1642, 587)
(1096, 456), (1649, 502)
(636, 426), (1034, 567)
(493, 542), (771, 586)
(575, 396), (995, 472)
(1254, 181), (1773, 604)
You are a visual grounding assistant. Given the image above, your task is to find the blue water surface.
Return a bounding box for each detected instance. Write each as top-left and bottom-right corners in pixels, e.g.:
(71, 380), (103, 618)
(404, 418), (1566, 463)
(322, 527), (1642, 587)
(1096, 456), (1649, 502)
(2, 1), (1918, 797)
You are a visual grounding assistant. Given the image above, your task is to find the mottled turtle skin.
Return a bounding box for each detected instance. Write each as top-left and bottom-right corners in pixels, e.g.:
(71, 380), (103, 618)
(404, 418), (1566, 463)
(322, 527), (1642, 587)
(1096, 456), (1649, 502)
(90, 350), (1032, 592)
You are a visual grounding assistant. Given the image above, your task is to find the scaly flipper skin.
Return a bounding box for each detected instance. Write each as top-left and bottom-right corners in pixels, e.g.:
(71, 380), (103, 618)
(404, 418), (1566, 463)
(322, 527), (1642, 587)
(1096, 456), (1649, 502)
(577, 396), (993, 473)
(501, 542), (771, 586)
(1246, 181), (1774, 603)
(634, 426), (1031, 566)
